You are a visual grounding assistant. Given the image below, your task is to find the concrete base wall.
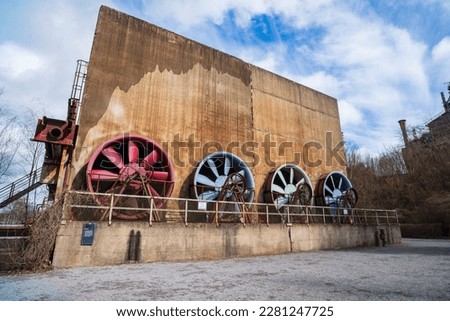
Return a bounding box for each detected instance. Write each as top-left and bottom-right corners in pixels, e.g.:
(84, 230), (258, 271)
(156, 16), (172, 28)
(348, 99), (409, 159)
(52, 222), (402, 268)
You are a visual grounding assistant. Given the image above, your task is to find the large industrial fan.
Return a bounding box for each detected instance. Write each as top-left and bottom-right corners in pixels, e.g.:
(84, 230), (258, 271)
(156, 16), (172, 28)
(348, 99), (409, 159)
(86, 134), (175, 219)
(264, 164), (312, 222)
(191, 151), (255, 223)
(314, 171), (358, 208)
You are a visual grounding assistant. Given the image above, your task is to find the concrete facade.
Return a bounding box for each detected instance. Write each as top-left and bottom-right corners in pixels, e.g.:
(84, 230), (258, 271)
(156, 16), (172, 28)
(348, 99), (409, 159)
(52, 222), (401, 268)
(49, 7), (373, 269)
(70, 6), (345, 214)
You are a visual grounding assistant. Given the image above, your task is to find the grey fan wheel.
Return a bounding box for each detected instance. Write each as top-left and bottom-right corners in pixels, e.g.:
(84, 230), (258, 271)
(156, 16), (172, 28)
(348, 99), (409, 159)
(314, 171), (358, 208)
(264, 164), (313, 210)
(191, 151), (255, 222)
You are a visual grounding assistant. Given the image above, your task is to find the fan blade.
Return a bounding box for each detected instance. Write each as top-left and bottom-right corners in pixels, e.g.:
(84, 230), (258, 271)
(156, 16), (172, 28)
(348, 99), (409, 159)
(147, 184), (161, 197)
(224, 156), (231, 176)
(296, 177), (305, 186)
(199, 190), (219, 201)
(128, 141), (139, 163)
(207, 158), (220, 178)
(338, 177), (343, 189)
(275, 196), (289, 209)
(196, 173), (216, 187)
(242, 190), (252, 201)
(272, 183), (285, 194)
(90, 169), (119, 181)
(144, 150), (159, 167)
(331, 176), (337, 190)
(325, 185), (334, 196)
(277, 170), (288, 187)
(290, 168), (294, 184)
(151, 171), (170, 181)
(231, 173), (244, 183)
(102, 147), (124, 169)
(128, 180), (144, 192)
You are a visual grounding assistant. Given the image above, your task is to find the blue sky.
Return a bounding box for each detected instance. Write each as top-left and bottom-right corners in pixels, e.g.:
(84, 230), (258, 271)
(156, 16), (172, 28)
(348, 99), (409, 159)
(1, 0), (449, 155)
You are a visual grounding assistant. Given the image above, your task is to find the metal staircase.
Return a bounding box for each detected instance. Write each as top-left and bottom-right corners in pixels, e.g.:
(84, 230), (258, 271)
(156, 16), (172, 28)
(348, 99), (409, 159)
(0, 167), (43, 209)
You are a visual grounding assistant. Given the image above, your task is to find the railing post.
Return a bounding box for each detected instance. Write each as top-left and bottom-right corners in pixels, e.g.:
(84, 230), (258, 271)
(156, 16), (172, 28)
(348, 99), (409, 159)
(215, 201), (219, 226)
(364, 210), (368, 226)
(61, 191), (70, 223)
(265, 204), (269, 226)
(286, 205), (290, 225)
(322, 207), (326, 225)
(184, 199), (188, 226)
(376, 210), (379, 225)
(9, 183), (15, 198)
(108, 194), (114, 226)
(337, 207), (341, 226)
(386, 210), (390, 225)
(149, 197), (154, 226)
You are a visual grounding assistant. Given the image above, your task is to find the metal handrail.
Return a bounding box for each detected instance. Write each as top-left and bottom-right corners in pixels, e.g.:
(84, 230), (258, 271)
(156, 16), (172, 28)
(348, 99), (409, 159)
(0, 167), (42, 204)
(64, 190), (399, 226)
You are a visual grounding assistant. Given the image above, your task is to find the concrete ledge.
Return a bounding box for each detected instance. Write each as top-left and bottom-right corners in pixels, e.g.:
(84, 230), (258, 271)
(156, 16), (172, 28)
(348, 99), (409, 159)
(52, 222), (402, 268)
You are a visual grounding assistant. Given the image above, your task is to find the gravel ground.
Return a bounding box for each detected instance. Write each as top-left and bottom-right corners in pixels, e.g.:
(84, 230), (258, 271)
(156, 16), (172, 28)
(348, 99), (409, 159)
(0, 238), (449, 301)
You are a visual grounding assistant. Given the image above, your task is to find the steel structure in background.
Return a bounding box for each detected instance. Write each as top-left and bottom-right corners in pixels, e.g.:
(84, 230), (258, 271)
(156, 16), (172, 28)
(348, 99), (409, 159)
(30, 60), (88, 202)
(70, 60), (88, 124)
(441, 82), (450, 112)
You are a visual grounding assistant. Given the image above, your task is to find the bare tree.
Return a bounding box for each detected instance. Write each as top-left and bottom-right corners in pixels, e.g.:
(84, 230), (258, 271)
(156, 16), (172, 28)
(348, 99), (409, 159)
(346, 120), (450, 236)
(0, 89), (21, 184)
(0, 93), (47, 219)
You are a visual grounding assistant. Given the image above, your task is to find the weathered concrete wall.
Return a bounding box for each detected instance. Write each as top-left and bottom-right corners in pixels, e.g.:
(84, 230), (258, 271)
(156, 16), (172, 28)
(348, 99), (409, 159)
(71, 6), (253, 200)
(250, 66), (345, 201)
(52, 221), (401, 268)
(70, 6), (345, 211)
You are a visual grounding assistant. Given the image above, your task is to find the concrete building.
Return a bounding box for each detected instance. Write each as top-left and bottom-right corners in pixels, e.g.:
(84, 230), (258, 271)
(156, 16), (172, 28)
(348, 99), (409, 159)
(399, 85), (450, 171)
(30, 6), (401, 268)
(58, 6), (348, 220)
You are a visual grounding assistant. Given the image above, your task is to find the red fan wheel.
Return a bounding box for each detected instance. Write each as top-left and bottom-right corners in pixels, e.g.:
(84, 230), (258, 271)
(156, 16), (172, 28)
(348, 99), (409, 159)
(86, 134), (175, 219)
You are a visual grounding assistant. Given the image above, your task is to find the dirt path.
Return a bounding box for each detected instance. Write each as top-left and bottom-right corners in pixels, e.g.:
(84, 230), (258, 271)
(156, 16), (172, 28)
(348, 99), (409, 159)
(1, 238), (449, 300)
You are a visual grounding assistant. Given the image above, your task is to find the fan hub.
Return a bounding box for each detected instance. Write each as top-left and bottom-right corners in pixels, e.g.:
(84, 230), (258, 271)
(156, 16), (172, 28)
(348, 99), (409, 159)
(284, 184), (297, 194)
(332, 189), (343, 198)
(119, 163), (147, 182)
(214, 175), (228, 191)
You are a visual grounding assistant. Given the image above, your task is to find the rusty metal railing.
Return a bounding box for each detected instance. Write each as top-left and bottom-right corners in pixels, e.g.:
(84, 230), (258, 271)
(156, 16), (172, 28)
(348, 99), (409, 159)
(0, 168), (43, 209)
(63, 190), (399, 227)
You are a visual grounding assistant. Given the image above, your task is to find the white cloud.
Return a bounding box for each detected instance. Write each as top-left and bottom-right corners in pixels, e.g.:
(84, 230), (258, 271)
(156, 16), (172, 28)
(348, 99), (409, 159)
(432, 37), (450, 62)
(338, 100), (363, 127)
(293, 71), (341, 97)
(0, 42), (46, 79)
(1, 0), (447, 157)
(0, 0), (112, 118)
(431, 37), (450, 89)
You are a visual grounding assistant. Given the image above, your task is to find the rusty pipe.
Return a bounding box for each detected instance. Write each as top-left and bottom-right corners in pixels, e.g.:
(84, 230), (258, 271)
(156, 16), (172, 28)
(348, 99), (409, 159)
(398, 119), (408, 146)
